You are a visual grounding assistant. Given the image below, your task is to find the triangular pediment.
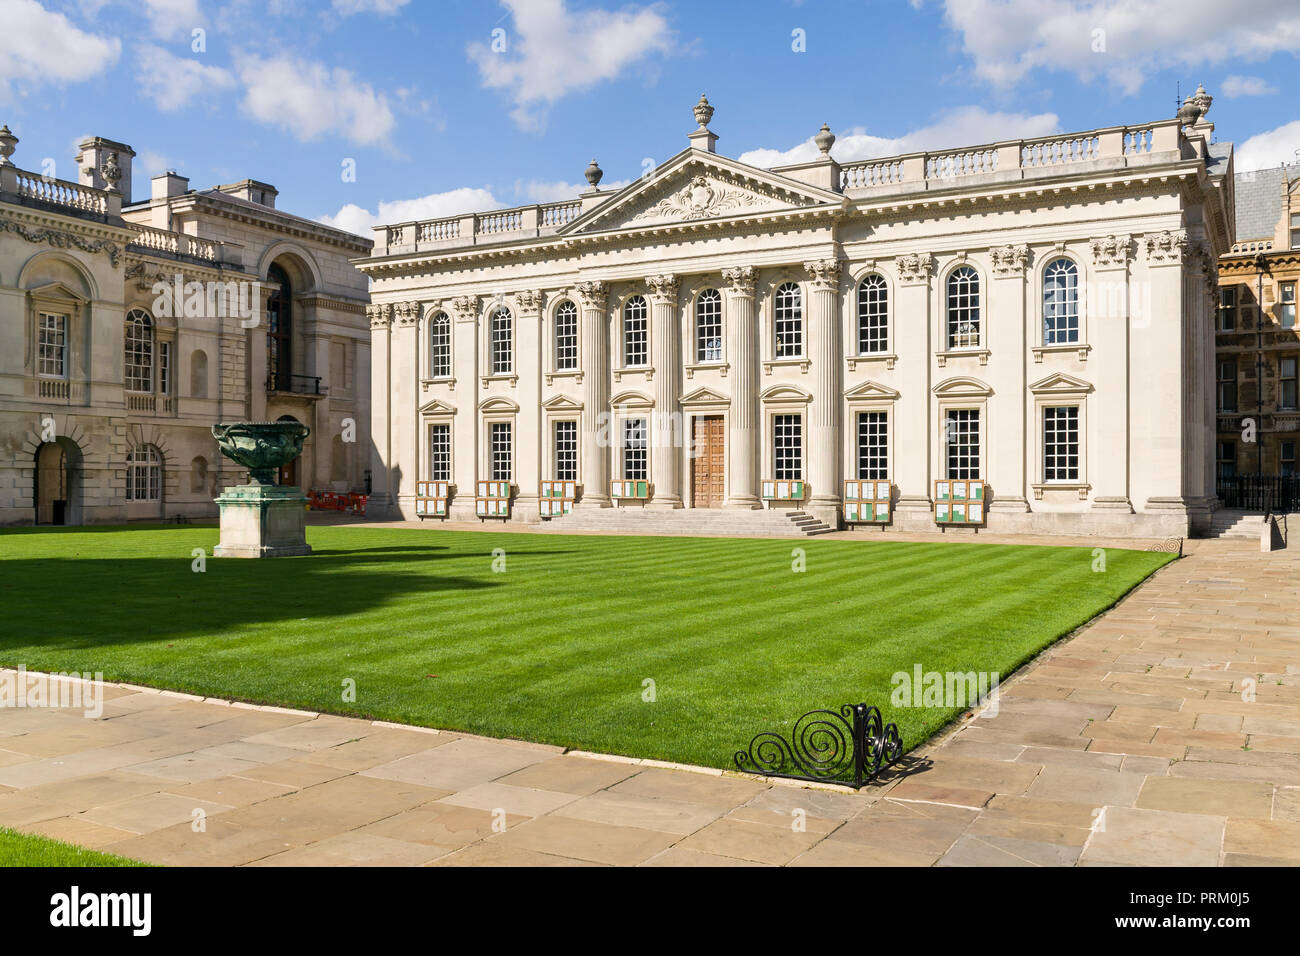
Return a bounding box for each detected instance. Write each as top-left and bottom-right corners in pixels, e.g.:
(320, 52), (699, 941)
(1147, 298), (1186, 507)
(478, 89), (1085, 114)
(542, 393), (583, 411)
(563, 150), (844, 235)
(1029, 372), (1093, 394)
(679, 385), (729, 406)
(419, 397), (457, 415)
(844, 379), (900, 401)
(27, 281), (89, 304)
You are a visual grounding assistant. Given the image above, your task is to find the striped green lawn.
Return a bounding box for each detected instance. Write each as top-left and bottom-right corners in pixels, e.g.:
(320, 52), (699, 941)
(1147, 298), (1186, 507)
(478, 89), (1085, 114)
(0, 525), (1173, 771)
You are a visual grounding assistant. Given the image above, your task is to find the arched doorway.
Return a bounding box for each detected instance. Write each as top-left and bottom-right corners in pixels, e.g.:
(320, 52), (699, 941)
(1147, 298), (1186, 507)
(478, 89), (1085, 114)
(34, 439), (82, 525)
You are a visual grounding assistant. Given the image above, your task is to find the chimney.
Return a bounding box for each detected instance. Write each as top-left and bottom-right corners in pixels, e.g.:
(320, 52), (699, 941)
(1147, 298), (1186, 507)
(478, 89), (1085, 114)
(75, 136), (135, 204)
(152, 170), (190, 201)
(217, 179), (278, 208)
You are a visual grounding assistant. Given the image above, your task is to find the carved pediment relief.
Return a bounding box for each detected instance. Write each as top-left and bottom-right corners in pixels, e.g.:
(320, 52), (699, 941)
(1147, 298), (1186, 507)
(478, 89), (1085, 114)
(565, 153), (841, 235)
(679, 385), (729, 406)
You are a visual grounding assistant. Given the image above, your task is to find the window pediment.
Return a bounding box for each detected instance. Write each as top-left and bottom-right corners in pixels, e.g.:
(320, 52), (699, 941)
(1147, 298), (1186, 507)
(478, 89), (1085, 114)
(844, 380), (900, 401)
(610, 389), (654, 409)
(679, 385), (729, 406)
(760, 384), (813, 404)
(477, 396), (519, 413)
(27, 281), (88, 307)
(419, 397), (457, 416)
(932, 376), (992, 398)
(541, 394), (583, 412)
(1029, 372), (1093, 395)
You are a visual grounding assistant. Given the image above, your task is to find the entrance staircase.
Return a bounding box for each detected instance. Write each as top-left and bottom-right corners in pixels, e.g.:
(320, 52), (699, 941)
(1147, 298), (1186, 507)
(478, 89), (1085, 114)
(538, 505), (836, 538)
(1207, 508), (1266, 539)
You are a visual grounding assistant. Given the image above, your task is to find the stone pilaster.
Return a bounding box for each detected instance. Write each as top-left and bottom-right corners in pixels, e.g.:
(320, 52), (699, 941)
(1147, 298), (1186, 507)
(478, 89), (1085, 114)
(722, 266), (760, 508)
(448, 295), (479, 518)
(1089, 235), (1134, 514)
(893, 252), (933, 523)
(645, 274), (683, 508)
(989, 243), (1029, 512)
(366, 303), (393, 513)
(1135, 230), (1189, 517)
(391, 301), (420, 516)
(576, 281), (611, 506)
(804, 258), (842, 521)
(514, 290), (544, 518)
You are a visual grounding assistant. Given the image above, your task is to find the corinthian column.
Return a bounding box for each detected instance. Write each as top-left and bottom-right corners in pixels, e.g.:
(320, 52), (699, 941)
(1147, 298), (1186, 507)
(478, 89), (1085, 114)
(367, 303), (393, 515)
(805, 258), (843, 522)
(723, 265), (760, 508)
(576, 281), (611, 507)
(645, 274), (682, 508)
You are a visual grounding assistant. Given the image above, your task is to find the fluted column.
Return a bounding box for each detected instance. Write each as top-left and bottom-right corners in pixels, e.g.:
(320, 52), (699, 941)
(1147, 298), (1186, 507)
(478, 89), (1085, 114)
(448, 295), (479, 519)
(391, 301), (420, 517)
(646, 274), (682, 508)
(723, 265), (760, 508)
(805, 258), (843, 520)
(576, 281), (611, 506)
(1090, 236), (1134, 514)
(894, 252), (934, 527)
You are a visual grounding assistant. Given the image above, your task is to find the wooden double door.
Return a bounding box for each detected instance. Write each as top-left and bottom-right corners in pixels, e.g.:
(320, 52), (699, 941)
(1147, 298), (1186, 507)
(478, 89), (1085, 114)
(692, 415), (725, 508)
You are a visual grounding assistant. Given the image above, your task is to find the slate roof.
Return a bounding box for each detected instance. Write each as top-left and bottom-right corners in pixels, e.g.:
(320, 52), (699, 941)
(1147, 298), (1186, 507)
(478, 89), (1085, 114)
(1235, 162), (1300, 241)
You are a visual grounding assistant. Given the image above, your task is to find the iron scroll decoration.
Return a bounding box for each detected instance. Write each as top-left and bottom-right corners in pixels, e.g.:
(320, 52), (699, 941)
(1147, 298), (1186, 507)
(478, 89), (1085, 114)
(734, 702), (902, 789)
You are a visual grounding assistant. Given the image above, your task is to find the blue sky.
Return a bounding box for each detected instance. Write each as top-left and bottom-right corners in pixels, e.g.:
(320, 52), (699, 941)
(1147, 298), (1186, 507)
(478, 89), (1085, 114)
(2, 0), (1298, 238)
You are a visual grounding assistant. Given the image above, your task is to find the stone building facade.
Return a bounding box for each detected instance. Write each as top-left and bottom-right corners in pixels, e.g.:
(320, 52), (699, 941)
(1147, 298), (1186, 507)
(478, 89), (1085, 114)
(360, 95), (1234, 537)
(0, 127), (372, 526)
(1215, 160), (1300, 485)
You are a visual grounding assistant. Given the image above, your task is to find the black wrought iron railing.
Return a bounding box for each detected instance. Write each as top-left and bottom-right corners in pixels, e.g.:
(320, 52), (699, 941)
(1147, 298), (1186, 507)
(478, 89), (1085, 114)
(1217, 475), (1300, 512)
(266, 373), (325, 395)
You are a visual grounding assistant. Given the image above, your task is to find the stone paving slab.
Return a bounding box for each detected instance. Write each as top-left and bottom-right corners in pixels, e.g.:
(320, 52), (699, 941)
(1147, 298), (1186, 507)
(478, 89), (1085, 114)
(1, 537), (1298, 866)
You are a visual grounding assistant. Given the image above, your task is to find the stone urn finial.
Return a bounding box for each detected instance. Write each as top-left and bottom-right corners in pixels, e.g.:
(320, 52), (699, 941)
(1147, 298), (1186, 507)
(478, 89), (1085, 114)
(1176, 94), (1202, 127)
(101, 150), (122, 192)
(584, 158), (603, 188)
(1192, 83), (1212, 120)
(693, 94), (714, 130)
(815, 123), (836, 156)
(0, 125), (17, 166)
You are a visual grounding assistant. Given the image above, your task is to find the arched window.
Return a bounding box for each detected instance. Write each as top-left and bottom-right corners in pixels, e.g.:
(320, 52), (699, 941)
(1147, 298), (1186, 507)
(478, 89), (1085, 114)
(695, 289), (722, 363)
(126, 445), (162, 501)
(554, 300), (578, 370)
(857, 275), (888, 354)
(190, 349), (208, 399)
(946, 266), (980, 350)
(774, 282), (803, 358)
(429, 312), (451, 378)
(267, 263), (292, 390)
(623, 295), (648, 367)
(490, 307), (512, 374)
(1043, 258), (1080, 345)
(125, 309), (154, 393)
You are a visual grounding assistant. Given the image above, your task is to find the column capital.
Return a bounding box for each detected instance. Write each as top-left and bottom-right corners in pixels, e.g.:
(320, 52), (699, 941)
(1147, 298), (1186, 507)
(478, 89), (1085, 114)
(447, 294), (479, 322)
(990, 243), (1030, 277)
(513, 289), (544, 316)
(644, 273), (679, 304)
(1090, 234), (1132, 268)
(895, 252), (934, 285)
(1143, 229), (1189, 265)
(802, 258), (841, 291)
(393, 300), (420, 327)
(721, 265), (756, 297)
(574, 280), (609, 309)
(367, 303), (392, 330)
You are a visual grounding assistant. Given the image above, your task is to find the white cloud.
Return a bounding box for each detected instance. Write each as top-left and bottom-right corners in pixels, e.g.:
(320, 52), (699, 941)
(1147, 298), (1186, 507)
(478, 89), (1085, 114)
(136, 43), (235, 111)
(0, 0), (121, 104)
(332, 0), (409, 14)
(238, 54), (396, 146)
(1221, 74), (1279, 98)
(738, 106), (1061, 168)
(1236, 120), (1300, 173)
(319, 187), (504, 237)
(939, 0), (1300, 94)
(469, 0), (676, 131)
(139, 0), (202, 40)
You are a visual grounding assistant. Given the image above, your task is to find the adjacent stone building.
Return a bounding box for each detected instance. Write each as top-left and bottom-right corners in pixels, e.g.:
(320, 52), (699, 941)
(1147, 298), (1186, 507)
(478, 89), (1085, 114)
(0, 127), (372, 526)
(359, 94), (1234, 537)
(1215, 160), (1300, 491)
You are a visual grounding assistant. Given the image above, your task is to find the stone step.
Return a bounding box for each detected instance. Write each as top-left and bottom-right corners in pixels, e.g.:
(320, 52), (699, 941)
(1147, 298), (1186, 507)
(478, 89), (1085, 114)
(538, 507), (835, 538)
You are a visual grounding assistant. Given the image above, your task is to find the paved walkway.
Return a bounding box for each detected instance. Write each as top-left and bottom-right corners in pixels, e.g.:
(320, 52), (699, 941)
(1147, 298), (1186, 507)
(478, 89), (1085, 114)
(1, 537), (1297, 866)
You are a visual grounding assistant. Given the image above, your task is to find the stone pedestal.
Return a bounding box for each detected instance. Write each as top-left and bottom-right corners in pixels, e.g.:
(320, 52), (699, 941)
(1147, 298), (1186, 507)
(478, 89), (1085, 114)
(213, 484), (312, 558)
